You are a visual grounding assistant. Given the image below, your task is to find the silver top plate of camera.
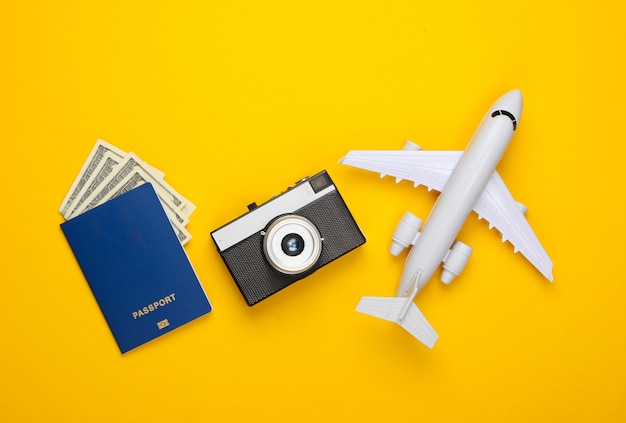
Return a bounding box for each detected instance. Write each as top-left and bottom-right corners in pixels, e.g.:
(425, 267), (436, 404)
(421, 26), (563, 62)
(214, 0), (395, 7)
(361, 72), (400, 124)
(212, 177), (336, 252)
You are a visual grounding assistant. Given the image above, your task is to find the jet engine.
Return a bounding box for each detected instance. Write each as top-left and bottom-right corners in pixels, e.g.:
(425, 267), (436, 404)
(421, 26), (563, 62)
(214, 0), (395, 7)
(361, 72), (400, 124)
(390, 211), (422, 256)
(441, 240), (473, 284)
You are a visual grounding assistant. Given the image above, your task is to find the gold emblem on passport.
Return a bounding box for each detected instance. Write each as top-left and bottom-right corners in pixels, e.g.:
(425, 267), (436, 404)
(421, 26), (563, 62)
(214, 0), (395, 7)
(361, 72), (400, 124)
(157, 319), (170, 330)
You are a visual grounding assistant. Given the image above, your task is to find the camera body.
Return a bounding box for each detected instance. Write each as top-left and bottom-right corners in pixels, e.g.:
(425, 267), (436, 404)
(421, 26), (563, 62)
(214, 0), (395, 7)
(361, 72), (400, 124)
(211, 170), (366, 306)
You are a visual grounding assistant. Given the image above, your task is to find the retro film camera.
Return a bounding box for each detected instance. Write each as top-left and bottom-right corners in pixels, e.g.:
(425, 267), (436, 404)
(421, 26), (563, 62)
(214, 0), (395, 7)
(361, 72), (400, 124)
(211, 170), (366, 306)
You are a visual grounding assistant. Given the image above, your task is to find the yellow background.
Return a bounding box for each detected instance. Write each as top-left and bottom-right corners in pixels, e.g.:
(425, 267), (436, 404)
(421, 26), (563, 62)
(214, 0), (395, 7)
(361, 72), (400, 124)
(1, 1), (625, 422)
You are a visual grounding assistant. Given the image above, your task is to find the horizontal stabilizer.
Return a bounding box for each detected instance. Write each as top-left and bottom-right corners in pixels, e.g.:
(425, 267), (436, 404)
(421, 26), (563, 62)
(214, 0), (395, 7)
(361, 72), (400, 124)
(356, 296), (438, 348)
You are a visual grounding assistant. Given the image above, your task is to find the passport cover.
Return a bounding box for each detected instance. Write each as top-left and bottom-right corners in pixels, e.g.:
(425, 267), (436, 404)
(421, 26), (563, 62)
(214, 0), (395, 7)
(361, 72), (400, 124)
(61, 183), (212, 353)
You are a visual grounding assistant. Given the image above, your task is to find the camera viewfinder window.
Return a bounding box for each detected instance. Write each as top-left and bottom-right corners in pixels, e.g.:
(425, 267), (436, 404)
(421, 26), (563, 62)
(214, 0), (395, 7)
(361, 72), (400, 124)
(310, 173), (332, 193)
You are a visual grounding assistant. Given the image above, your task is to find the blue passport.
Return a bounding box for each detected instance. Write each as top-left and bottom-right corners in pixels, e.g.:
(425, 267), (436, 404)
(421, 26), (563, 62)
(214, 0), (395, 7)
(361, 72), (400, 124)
(61, 183), (212, 353)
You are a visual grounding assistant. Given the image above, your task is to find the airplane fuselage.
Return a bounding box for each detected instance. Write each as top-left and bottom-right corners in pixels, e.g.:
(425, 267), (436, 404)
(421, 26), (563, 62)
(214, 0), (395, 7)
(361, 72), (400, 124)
(397, 91), (522, 297)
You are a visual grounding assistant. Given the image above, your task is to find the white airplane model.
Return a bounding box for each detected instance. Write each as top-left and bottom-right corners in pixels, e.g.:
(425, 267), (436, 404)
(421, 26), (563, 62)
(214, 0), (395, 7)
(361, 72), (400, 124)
(339, 90), (553, 348)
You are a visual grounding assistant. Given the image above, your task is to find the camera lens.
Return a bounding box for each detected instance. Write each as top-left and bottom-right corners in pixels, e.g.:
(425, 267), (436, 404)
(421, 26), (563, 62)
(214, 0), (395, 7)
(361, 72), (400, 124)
(263, 215), (323, 275)
(282, 233), (305, 256)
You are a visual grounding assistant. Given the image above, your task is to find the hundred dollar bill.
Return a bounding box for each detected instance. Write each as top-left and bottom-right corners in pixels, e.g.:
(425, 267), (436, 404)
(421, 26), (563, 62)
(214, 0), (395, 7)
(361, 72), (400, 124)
(74, 153), (189, 219)
(180, 199), (196, 218)
(59, 139), (167, 219)
(59, 139), (125, 217)
(64, 151), (121, 219)
(72, 154), (144, 217)
(118, 153), (187, 210)
(170, 220), (192, 245)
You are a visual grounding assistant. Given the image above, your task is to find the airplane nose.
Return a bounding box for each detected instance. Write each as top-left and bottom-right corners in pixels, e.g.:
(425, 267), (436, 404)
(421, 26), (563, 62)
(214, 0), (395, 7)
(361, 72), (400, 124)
(489, 90), (523, 131)
(494, 89), (523, 122)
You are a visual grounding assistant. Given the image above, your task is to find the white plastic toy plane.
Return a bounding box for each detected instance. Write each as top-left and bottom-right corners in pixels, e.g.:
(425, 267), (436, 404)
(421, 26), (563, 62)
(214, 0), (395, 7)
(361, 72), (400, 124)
(340, 90), (553, 348)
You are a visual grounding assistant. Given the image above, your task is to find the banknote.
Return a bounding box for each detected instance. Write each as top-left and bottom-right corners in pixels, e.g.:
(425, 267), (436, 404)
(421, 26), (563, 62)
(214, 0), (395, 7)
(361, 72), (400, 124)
(181, 199), (196, 218)
(59, 139), (125, 217)
(59, 139), (167, 218)
(60, 139), (195, 246)
(73, 153), (189, 218)
(64, 151), (122, 219)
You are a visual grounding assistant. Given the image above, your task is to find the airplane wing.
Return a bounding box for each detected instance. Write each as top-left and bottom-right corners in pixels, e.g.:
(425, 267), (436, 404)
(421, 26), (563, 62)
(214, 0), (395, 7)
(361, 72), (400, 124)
(339, 150), (462, 192)
(357, 296), (438, 348)
(474, 171), (554, 281)
(340, 150), (553, 281)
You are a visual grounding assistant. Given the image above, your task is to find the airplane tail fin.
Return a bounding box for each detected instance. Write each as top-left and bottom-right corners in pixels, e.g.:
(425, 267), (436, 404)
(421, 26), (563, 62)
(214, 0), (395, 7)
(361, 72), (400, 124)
(356, 296), (438, 349)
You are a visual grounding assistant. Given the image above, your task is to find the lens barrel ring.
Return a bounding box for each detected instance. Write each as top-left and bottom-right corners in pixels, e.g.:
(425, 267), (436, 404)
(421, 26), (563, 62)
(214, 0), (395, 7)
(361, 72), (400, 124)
(263, 215), (322, 275)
